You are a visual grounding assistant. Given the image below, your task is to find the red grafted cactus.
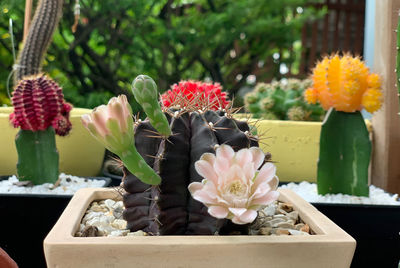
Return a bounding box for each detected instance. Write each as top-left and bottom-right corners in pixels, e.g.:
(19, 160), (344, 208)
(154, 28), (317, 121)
(10, 75), (72, 136)
(161, 80), (230, 110)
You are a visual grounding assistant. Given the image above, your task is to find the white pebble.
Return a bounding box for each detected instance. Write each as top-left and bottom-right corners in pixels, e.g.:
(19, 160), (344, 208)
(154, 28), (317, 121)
(0, 173), (106, 195)
(288, 229), (310, 236)
(279, 182), (400, 205)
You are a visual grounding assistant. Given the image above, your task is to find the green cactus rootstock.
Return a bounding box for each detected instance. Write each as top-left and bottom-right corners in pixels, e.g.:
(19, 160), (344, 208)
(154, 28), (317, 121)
(317, 109), (370, 196)
(15, 128), (59, 185)
(131, 75), (171, 137)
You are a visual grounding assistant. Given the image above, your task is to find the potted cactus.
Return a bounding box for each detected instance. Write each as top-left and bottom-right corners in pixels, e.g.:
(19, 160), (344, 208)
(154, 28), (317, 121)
(0, 1), (108, 267)
(297, 54), (400, 268)
(44, 75), (355, 267)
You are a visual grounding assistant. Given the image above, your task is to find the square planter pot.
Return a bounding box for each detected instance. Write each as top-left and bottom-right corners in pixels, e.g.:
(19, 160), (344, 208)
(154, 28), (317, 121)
(0, 176), (111, 268)
(312, 202), (400, 268)
(0, 107), (106, 176)
(44, 188), (356, 268)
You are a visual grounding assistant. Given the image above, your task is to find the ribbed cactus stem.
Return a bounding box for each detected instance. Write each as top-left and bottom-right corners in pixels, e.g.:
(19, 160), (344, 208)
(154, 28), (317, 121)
(14, 0), (63, 82)
(131, 75), (171, 137)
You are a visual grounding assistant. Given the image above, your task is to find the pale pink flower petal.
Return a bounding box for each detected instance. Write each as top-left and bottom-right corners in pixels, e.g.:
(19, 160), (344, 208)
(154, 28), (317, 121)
(251, 191), (280, 206)
(214, 157), (230, 174)
(81, 114), (92, 128)
(250, 181), (272, 200)
(249, 147), (265, 170)
(188, 182), (203, 194)
(254, 162), (276, 187)
(243, 162), (256, 181)
(208, 206), (229, 218)
(236, 148), (253, 167)
(223, 165), (245, 185)
(238, 209), (258, 224)
(216, 144), (234, 162)
(228, 207), (247, 217)
(268, 176), (279, 190)
(200, 153), (216, 165)
(195, 160), (218, 184)
(108, 98), (127, 132)
(92, 105), (110, 137)
(231, 216), (245, 225)
(191, 189), (218, 204)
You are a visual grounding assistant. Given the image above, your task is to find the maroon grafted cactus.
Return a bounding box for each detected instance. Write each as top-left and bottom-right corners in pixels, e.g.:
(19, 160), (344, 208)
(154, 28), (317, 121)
(10, 75), (72, 184)
(10, 75), (72, 136)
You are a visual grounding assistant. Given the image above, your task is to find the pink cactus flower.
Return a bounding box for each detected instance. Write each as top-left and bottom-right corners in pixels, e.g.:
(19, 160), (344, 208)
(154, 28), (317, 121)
(188, 144), (279, 225)
(81, 95), (134, 154)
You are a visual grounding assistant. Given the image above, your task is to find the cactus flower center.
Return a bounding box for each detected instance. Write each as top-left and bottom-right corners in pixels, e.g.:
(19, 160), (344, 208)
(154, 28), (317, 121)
(227, 180), (247, 196)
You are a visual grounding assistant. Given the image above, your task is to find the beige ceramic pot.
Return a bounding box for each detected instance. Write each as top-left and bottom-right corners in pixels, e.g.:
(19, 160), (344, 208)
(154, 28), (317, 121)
(44, 188), (356, 268)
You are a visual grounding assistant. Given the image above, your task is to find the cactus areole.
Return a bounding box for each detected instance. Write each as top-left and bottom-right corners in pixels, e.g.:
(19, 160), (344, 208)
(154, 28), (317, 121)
(115, 76), (263, 235)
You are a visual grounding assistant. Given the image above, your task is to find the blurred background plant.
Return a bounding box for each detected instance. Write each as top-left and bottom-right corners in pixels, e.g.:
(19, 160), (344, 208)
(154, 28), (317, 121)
(0, 0), (323, 111)
(244, 78), (325, 121)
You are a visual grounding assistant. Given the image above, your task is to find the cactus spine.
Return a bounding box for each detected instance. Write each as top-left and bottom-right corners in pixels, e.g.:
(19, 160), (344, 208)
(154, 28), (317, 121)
(122, 76), (260, 235)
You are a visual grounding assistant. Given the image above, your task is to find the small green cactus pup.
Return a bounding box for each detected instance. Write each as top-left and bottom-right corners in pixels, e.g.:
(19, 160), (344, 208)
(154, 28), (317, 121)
(131, 75), (171, 137)
(244, 78), (324, 121)
(82, 95), (161, 185)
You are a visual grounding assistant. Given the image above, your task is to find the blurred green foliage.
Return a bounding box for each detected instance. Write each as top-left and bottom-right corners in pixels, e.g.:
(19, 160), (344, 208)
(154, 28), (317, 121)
(0, 0), (323, 109)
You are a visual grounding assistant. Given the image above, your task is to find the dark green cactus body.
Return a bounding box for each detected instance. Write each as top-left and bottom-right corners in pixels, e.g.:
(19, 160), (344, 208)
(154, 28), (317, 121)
(15, 128), (59, 184)
(317, 109), (370, 196)
(122, 110), (258, 235)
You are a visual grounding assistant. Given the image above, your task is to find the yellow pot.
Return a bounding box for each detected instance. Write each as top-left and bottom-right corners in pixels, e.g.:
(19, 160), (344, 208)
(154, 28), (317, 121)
(0, 107), (105, 176)
(238, 117), (372, 183)
(252, 119), (321, 183)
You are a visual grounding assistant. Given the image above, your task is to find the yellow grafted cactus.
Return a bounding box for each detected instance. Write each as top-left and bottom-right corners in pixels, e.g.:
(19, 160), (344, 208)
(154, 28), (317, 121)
(305, 55), (382, 113)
